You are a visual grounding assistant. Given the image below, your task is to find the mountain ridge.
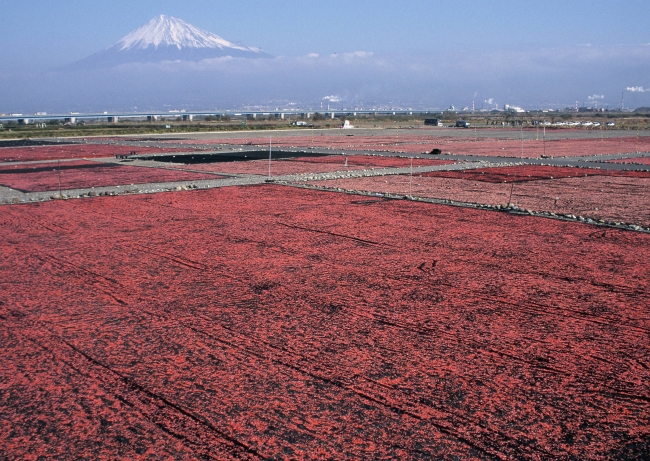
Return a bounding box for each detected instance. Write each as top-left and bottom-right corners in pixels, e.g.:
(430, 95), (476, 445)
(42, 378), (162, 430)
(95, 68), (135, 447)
(62, 15), (271, 71)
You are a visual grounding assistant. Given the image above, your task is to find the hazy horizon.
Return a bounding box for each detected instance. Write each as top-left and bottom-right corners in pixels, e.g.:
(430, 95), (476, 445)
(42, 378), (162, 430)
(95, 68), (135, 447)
(1, 0), (649, 113)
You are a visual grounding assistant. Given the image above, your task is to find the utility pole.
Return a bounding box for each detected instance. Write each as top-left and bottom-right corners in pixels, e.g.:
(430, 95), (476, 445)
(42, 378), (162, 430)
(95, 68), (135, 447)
(622, 91), (625, 111)
(268, 137), (272, 179)
(409, 157), (413, 196)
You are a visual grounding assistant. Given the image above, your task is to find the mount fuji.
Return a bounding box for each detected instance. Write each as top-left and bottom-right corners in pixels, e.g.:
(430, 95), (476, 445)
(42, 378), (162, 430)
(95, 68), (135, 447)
(65, 15), (271, 70)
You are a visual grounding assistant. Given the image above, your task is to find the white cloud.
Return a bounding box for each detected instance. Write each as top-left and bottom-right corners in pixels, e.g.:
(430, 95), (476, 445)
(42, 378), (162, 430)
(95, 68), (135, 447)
(341, 51), (373, 59)
(5, 43), (650, 112)
(322, 95), (341, 102)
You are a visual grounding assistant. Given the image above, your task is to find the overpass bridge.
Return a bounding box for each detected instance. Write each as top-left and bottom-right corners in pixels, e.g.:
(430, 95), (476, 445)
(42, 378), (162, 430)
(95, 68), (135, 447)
(0, 109), (444, 124)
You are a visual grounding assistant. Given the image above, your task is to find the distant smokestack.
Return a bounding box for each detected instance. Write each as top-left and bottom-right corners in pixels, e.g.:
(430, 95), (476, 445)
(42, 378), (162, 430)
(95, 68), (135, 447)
(621, 91), (624, 110)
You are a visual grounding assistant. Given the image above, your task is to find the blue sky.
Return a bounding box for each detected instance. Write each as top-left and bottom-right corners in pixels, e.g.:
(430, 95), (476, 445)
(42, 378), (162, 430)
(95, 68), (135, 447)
(2, 0), (648, 69)
(1, 0), (649, 112)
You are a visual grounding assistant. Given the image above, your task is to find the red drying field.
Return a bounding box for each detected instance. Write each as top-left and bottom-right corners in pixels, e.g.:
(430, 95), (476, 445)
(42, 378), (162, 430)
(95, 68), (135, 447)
(171, 135), (650, 158)
(405, 136), (650, 158)
(169, 155), (454, 176)
(0, 144), (191, 163)
(420, 165), (650, 183)
(1, 185), (648, 460)
(0, 161), (218, 192)
(607, 157), (650, 165)
(310, 173), (650, 227)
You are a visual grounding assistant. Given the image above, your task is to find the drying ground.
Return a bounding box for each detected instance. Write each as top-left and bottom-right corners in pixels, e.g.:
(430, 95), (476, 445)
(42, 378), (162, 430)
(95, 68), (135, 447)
(161, 132), (650, 158)
(0, 161), (219, 193)
(308, 165), (650, 227)
(0, 144), (194, 163)
(1, 128), (649, 460)
(1, 185), (649, 460)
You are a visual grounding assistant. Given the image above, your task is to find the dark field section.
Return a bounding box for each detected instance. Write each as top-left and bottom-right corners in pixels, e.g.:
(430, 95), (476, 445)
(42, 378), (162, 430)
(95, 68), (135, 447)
(0, 145), (192, 163)
(1, 185), (649, 460)
(0, 140), (76, 148)
(138, 150), (332, 164)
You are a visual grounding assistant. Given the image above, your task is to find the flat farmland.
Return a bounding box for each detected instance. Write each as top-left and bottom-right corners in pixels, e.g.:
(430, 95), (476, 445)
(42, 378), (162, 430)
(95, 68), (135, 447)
(0, 161), (219, 193)
(165, 155), (455, 176)
(164, 133), (650, 158)
(0, 144), (193, 163)
(1, 185), (649, 460)
(308, 171), (650, 228)
(418, 165), (650, 183)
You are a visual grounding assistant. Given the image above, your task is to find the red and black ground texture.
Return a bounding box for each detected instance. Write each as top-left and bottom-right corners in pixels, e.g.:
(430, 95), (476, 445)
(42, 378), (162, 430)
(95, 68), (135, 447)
(167, 155), (455, 177)
(0, 161), (219, 192)
(310, 165), (650, 227)
(0, 145), (192, 163)
(169, 134), (650, 158)
(1, 185), (649, 460)
(419, 165), (650, 183)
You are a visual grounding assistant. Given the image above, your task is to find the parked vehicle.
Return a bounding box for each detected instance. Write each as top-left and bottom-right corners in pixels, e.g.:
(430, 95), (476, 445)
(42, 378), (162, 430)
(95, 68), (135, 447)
(455, 120), (470, 128)
(424, 118), (443, 126)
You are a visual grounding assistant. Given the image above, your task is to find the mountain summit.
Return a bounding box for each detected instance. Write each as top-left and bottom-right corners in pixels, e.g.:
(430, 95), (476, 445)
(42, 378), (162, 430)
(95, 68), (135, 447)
(116, 15), (265, 53)
(65, 15), (271, 70)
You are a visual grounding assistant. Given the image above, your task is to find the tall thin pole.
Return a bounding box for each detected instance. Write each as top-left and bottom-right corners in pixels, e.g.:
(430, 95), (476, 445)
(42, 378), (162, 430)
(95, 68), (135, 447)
(268, 136), (272, 178)
(409, 157), (413, 196)
(58, 159), (62, 197)
(508, 128), (523, 206)
(621, 91), (624, 111)
(543, 126), (546, 157)
(507, 179), (516, 207)
(396, 126), (399, 152)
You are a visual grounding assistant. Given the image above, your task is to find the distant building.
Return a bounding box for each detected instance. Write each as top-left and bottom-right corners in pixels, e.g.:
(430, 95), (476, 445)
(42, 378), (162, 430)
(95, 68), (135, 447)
(504, 104), (525, 113)
(424, 118), (443, 126)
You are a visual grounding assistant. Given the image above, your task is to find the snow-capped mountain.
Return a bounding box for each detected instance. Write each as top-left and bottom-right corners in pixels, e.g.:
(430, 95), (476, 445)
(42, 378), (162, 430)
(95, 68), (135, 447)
(65, 15), (271, 70)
